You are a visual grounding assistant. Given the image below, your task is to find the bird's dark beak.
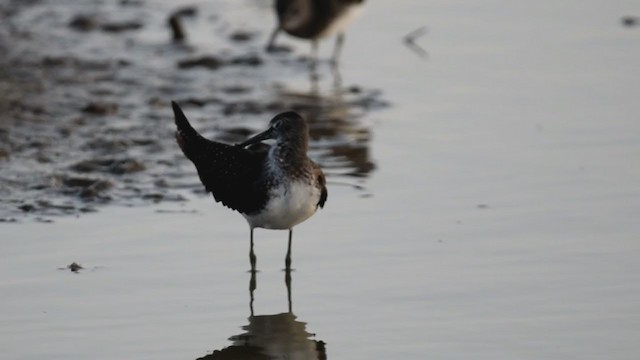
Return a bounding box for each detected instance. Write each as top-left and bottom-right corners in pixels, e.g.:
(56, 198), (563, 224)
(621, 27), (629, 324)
(237, 127), (275, 148)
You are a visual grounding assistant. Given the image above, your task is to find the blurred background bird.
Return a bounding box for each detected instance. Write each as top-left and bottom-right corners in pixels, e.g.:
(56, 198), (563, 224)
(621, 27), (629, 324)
(266, 0), (366, 65)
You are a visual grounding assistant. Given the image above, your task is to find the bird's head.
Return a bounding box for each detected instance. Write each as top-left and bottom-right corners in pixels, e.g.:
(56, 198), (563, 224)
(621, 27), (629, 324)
(237, 112), (308, 148)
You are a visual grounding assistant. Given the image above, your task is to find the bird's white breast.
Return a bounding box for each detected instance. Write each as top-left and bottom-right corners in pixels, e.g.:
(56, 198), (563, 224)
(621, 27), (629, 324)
(244, 181), (321, 230)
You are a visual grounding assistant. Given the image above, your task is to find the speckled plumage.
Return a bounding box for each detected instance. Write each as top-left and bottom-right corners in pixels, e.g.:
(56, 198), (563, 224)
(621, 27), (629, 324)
(173, 103), (269, 215)
(172, 102), (327, 230)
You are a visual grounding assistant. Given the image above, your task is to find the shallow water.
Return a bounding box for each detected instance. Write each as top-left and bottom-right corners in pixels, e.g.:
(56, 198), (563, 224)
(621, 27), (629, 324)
(2, 0), (640, 359)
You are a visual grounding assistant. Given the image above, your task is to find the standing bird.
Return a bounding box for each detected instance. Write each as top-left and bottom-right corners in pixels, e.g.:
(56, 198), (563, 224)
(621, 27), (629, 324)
(172, 102), (327, 271)
(266, 0), (366, 64)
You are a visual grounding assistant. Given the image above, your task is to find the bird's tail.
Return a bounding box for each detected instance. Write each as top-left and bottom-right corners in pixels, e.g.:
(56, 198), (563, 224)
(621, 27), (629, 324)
(172, 101), (203, 158)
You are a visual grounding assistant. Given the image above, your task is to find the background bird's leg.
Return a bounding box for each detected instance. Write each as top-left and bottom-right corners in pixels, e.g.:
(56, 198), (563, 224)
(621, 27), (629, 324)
(331, 32), (345, 66)
(331, 62), (343, 91)
(249, 228), (257, 271)
(266, 26), (281, 51)
(285, 229), (293, 270)
(309, 40), (319, 84)
(310, 39), (319, 70)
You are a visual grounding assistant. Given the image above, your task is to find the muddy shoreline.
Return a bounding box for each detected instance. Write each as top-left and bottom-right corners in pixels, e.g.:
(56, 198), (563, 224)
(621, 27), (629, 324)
(0, 0), (386, 222)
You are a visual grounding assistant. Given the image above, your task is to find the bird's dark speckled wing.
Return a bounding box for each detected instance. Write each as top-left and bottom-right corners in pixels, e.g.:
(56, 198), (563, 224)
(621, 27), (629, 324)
(172, 102), (268, 214)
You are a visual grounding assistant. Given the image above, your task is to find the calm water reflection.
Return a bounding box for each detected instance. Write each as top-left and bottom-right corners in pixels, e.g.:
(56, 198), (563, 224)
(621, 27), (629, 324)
(196, 270), (326, 360)
(273, 73), (382, 179)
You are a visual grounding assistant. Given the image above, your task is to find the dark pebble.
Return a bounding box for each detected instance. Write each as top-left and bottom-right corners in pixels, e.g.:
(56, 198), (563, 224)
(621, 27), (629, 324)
(68, 262), (83, 272)
(177, 56), (225, 70)
(60, 177), (113, 200)
(120, 0), (145, 6)
(230, 54), (263, 67)
(230, 31), (253, 42)
(143, 193), (186, 202)
(173, 6), (198, 17)
(69, 14), (98, 31)
(0, 148), (9, 160)
(18, 204), (36, 212)
(82, 102), (119, 115)
(622, 16), (638, 27)
(100, 21), (144, 32)
(168, 14), (186, 41)
(222, 86), (251, 94)
(176, 97), (223, 107)
(71, 158), (145, 175)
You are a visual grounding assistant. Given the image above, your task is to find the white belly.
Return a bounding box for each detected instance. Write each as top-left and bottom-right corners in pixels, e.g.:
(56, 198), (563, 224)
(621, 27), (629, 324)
(243, 181), (321, 230)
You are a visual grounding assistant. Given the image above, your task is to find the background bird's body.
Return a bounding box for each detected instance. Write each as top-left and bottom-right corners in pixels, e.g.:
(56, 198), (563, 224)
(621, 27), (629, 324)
(267, 0), (366, 63)
(316, 1), (364, 39)
(275, 0), (364, 39)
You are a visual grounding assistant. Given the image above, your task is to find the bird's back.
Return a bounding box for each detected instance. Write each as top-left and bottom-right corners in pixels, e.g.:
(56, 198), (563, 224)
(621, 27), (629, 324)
(276, 0), (339, 39)
(172, 102), (270, 215)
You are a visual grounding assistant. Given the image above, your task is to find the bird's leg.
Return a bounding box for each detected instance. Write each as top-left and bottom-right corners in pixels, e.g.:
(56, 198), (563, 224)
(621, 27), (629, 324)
(330, 32), (345, 66)
(249, 228), (257, 271)
(266, 26), (281, 52)
(285, 229), (293, 270)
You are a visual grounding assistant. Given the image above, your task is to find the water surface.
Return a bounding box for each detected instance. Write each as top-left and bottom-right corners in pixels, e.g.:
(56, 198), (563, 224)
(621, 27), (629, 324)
(1, 0), (639, 359)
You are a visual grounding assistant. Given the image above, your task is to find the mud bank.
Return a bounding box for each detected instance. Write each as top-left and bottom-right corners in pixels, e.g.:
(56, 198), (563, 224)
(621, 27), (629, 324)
(0, 0), (387, 222)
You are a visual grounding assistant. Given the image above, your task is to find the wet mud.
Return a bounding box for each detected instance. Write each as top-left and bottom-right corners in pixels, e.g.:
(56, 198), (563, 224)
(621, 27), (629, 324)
(0, 0), (387, 222)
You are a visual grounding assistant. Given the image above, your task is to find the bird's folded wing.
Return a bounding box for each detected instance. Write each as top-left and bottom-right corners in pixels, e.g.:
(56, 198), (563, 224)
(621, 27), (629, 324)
(173, 102), (268, 214)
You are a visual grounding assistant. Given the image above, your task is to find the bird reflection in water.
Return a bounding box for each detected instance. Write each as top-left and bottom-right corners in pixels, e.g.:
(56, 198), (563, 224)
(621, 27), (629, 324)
(196, 269), (326, 360)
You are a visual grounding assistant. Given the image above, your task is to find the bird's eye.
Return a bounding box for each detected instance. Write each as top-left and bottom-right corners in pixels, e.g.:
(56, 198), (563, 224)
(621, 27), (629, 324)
(272, 120), (282, 129)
